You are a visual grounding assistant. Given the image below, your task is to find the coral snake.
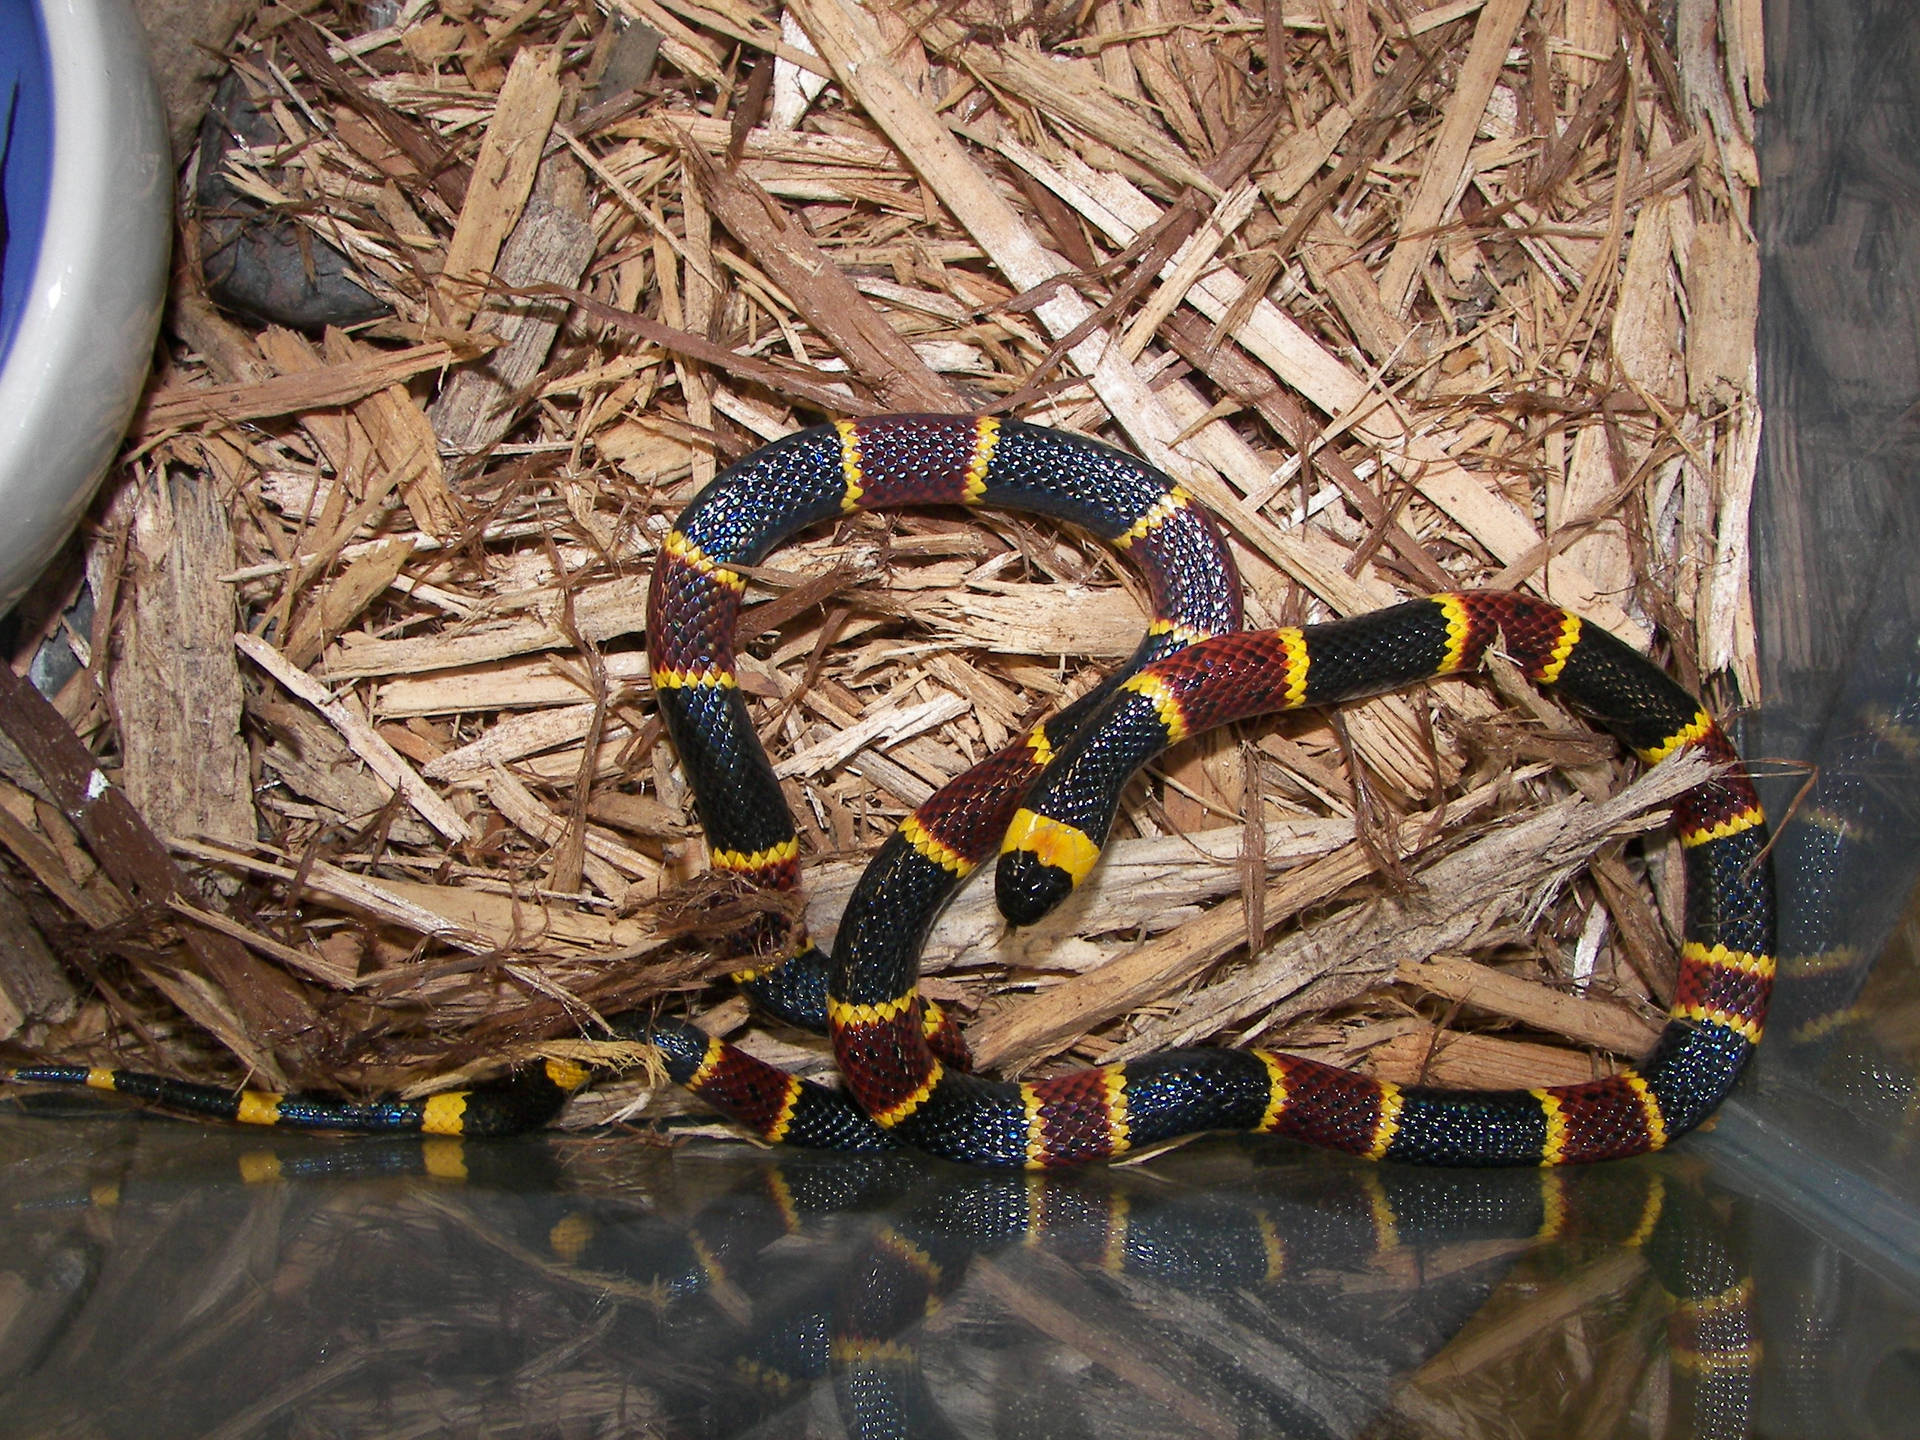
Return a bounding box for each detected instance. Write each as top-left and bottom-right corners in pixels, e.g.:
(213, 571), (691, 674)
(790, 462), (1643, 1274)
(5, 415), (1775, 1169)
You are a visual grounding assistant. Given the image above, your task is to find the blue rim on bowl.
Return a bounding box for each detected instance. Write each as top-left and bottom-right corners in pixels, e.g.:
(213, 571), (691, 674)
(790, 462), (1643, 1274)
(1, 3), (55, 364)
(0, 0), (170, 614)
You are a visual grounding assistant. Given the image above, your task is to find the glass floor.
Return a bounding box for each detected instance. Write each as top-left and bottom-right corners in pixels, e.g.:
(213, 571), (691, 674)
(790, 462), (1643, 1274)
(2, 1110), (1914, 1439)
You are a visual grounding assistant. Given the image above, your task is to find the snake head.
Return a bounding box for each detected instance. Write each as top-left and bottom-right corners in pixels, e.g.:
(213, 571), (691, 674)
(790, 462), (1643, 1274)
(996, 807), (1102, 925)
(994, 845), (1077, 926)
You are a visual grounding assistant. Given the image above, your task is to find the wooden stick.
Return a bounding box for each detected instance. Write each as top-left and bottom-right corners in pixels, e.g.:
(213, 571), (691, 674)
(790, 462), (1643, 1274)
(235, 632), (475, 844)
(1377, 0), (1531, 316)
(0, 659), (316, 1081)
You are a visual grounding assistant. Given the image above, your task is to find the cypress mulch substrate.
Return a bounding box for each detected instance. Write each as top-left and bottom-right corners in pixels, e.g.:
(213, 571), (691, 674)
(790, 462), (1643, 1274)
(0, 0), (1765, 1142)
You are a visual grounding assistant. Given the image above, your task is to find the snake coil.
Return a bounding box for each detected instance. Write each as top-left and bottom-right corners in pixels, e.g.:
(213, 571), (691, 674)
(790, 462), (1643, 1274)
(7, 416), (1774, 1169)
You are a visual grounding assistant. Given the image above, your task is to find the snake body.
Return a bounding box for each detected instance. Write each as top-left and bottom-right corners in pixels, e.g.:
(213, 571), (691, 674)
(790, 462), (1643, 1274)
(647, 415), (1242, 1063)
(648, 416), (1774, 1168)
(6, 416), (1774, 1169)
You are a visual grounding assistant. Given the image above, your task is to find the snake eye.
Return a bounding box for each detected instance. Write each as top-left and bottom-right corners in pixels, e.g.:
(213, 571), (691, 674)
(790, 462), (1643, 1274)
(995, 848), (1077, 926)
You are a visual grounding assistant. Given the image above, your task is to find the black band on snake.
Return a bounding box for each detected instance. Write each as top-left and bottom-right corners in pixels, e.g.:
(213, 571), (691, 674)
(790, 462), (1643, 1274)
(6, 415), (1775, 1169)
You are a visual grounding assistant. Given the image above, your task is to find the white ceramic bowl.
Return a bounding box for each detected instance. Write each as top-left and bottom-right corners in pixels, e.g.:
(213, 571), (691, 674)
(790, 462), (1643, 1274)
(0, 0), (170, 612)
